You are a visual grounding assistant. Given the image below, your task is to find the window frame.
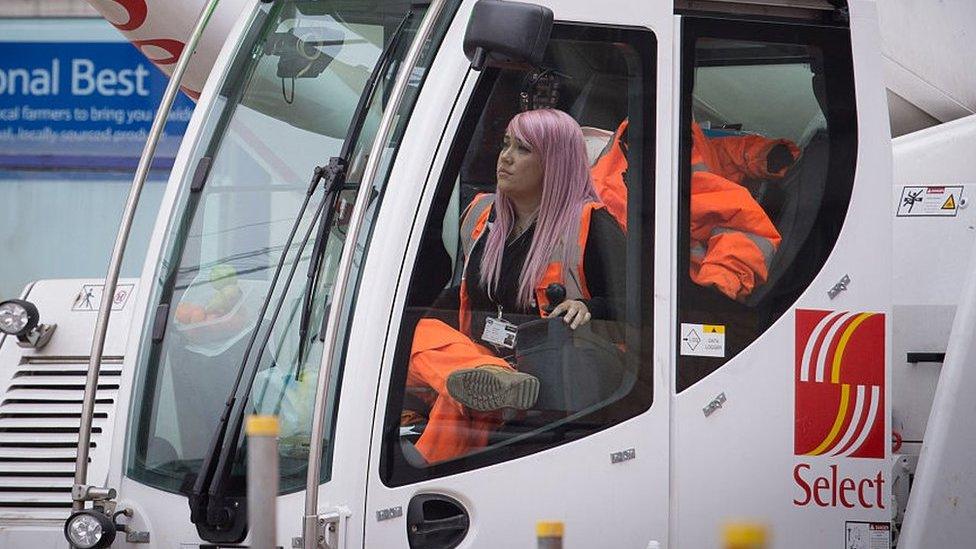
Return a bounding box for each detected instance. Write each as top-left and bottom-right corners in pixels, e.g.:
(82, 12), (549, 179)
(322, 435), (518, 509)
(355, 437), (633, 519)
(379, 22), (658, 487)
(124, 0), (456, 495)
(675, 15), (858, 393)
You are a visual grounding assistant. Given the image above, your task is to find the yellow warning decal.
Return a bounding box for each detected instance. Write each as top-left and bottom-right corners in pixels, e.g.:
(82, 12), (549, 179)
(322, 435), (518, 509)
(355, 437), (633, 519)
(703, 324), (726, 334)
(943, 194), (956, 210)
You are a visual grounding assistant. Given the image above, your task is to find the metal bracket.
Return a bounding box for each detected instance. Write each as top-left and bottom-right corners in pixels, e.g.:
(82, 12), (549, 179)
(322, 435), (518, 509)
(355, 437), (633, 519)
(891, 453), (919, 544)
(72, 484), (117, 503)
(610, 448), (636, 464)
(703, 392), (727, 417)
(126, 530), (151, 543)
(15, 323), (56, 350)
(376, 506), (403, 522)
(303, 507), (351, 549)
(827, 274), (851, 300)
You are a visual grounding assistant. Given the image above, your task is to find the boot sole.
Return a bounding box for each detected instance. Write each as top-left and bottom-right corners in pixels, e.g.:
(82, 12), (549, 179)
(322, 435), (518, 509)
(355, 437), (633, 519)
(446, 368), (540, 412)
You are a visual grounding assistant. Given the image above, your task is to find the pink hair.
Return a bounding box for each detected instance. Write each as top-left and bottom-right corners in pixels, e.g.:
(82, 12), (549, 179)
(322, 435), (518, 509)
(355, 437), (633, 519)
(479, 109), (600, 309)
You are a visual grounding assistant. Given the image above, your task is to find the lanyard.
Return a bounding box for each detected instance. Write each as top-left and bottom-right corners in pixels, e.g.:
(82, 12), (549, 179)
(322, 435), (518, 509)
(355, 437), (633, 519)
(485, 282), (504, 319)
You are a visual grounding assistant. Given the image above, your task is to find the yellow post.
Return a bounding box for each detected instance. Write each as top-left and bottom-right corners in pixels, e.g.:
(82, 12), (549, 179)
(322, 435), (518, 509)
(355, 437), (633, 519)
(247, 415), (280, 549)
(537, 520), (564, 549)
(722, 522), (768, 549)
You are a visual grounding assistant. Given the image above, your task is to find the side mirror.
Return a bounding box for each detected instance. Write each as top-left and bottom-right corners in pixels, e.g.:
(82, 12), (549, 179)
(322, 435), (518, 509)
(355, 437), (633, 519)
(463, 0), (553, 71)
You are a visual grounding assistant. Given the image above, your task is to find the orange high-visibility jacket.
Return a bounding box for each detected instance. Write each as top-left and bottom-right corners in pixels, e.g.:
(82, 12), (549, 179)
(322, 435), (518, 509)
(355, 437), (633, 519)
(591, 120), (791, 300)
(405, 195), (605, 463)
(457, 193), (603, 333)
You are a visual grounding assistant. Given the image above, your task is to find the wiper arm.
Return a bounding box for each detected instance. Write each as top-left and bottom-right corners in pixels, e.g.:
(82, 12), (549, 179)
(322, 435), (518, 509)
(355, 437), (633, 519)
(188, 165), (330, 543)
(297, 10), (414, 367)
(188, 11), (415, 544)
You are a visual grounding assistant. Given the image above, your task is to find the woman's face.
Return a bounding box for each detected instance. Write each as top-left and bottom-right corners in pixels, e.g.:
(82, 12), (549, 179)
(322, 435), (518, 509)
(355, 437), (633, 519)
(496, 131), (543, 202)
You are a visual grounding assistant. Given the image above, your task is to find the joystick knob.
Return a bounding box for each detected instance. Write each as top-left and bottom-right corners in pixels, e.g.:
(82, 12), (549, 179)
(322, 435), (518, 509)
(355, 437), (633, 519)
(544, 283), (566, 313)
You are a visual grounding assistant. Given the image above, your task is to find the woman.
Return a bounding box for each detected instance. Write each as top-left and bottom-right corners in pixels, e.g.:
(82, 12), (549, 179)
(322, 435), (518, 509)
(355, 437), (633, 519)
(407, 108), (626, 463)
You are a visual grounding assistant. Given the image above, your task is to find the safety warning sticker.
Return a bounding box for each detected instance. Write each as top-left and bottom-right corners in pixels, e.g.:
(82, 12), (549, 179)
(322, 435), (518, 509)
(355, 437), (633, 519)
(680, 323), (725, 357)
(897, 185), (963, 217)
(845, 521), (890, 549)
(72, 283), (134, 312)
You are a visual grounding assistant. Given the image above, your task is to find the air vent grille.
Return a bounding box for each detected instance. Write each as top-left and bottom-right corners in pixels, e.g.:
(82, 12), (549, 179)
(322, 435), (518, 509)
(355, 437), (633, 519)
(0, 356), (122, 516)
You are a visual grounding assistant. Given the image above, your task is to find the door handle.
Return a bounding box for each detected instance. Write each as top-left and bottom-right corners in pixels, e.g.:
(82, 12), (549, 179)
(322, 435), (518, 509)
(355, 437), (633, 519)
(411, 514), (468, 535)
(406, 494), (469, 549)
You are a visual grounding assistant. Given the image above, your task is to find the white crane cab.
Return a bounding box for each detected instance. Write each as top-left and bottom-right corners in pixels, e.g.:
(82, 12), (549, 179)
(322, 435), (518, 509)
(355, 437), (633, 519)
(51, 0), (893, 547)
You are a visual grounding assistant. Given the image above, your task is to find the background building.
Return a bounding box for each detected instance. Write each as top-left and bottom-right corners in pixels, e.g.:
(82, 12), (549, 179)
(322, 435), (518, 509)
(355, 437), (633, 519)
(1, 0), (97, 17)
(0, 0), (192, 298)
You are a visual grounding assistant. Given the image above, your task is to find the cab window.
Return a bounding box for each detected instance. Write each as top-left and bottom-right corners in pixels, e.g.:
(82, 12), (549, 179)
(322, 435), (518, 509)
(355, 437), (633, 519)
(676, 18), (857, 391)
(381, 23), (656, 485)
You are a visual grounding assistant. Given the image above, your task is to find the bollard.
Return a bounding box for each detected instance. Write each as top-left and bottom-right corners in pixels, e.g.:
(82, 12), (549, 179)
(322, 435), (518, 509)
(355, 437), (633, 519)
(722, 521), (768, 549)
(537, 521), (564, 549)
(247, 415), (280, 549)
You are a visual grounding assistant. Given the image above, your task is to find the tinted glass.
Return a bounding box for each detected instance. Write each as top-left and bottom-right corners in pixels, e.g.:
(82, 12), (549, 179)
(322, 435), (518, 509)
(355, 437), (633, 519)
(676, 20), (857, 391)
(381, 24), (657, 486)
(126, 0), (436, 494)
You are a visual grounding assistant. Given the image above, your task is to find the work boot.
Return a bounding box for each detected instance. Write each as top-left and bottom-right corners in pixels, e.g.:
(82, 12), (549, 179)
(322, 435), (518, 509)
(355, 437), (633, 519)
(446, 365), (540, 412)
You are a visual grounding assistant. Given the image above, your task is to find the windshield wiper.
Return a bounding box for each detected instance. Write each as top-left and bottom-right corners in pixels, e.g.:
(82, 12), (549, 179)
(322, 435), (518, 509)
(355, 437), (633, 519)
(296, 10), (414, 367)
(187, 11), (415, 544)
(187, 165), (330, 543)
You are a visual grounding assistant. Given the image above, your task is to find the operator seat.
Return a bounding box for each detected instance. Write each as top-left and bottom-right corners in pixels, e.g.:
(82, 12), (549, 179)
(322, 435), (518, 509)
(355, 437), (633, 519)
(745, 128), (830, 308)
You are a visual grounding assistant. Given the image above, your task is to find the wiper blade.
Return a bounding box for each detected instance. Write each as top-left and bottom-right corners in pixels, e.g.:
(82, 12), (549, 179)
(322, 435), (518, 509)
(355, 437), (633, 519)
(188, 10), (415, 544)
(188, 166), (330, 543)
(297, 10), (414, 367)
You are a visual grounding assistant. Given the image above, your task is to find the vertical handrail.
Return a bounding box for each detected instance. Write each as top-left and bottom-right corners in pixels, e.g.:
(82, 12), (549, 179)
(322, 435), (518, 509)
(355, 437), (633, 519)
(302, 0), (449, 544)
(71, 0), (221, 511)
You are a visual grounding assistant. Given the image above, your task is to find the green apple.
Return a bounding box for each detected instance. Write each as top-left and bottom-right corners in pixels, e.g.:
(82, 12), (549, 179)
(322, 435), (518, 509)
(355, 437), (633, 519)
(209, 264), (238, 290)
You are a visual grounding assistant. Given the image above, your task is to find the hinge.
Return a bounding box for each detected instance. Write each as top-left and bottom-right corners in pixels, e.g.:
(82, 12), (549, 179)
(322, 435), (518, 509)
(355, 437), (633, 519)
(151, 303), (170, 343)
(190, 156), (213, 193)
(302, 507), (351, 549)
(827, 274), (851, 300)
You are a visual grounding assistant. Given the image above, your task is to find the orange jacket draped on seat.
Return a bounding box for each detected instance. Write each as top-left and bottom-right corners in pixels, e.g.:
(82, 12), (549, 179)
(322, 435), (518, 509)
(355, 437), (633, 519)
(590, 120), (796, 300)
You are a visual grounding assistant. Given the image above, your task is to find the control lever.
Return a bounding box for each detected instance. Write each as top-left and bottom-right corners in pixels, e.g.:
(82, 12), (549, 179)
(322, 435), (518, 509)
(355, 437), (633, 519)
(544, 283), (566, 314)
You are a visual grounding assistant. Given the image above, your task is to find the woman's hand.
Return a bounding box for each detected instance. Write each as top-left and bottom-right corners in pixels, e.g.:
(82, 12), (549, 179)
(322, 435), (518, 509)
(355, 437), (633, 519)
(549, 299), (591, 330)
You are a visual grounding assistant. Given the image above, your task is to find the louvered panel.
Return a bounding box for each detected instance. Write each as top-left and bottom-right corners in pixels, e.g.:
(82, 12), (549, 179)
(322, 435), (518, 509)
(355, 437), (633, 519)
(0, 402), (112, 414)
(0, 416), (108, 432)
(0, 357), (121, 514)
(0, 449), (78, 462)
(23, 357), (123, 364)
(0, 432), (86, 443)
(0, 417), (91, 428)
(6, 376), (120, 388)
(0, 492), (74, 509)
(0, 476), (74, 487)
(13, 366), (122, 375)
(4, 384), (120, 394)
(0, 492), (74, 501)
(0, 389), (114, 402)
(0, 492), (73, 502)
(0, 462), (76, 474)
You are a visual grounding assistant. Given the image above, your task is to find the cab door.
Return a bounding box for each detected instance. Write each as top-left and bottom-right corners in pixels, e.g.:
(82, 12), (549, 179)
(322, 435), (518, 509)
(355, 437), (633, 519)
(670, 4), (892, 547)
(361, 1), (673, 547)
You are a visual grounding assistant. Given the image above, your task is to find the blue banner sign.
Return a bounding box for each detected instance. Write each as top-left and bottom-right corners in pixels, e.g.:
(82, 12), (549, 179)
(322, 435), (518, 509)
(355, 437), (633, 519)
(0, 40), (194, 171)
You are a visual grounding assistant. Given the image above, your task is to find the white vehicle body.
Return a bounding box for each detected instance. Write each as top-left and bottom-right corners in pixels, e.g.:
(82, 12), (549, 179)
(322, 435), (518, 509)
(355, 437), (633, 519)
(4, 0), (976, 548)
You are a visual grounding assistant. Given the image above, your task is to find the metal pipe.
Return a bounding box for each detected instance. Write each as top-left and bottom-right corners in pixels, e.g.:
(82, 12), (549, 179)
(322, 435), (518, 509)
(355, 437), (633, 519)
(71, 0), (221, 511)
(302, 0), (449, 544)
(247, 415), (280, 549)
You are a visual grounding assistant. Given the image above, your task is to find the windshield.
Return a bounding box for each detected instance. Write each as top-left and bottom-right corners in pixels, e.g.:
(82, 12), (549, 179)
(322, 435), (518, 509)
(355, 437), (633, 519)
(127, 0), (431, 495)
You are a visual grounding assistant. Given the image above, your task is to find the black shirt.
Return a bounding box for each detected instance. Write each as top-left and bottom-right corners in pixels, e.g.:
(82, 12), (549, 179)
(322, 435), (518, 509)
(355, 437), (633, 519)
(432, 208), (626, 337)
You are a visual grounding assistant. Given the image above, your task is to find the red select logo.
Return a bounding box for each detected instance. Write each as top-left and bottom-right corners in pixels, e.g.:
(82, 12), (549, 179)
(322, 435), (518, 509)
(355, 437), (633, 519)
(795, 309), (885, 458)
(794, 309), (886, 508)
(793, 464), (885, 509)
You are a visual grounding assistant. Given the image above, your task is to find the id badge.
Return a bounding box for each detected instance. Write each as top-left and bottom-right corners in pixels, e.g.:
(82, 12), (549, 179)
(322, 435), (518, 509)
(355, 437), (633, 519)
(482, 316), (517, 349)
